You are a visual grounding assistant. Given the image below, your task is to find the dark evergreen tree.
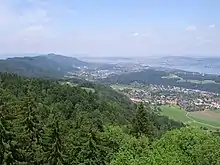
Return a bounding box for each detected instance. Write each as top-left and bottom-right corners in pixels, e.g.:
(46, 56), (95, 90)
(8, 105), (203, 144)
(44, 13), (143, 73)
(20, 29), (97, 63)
(66, 112), (110, 165)
(0, 114), (14, 165)
(132, 103), (156, 139)
(0, 102), (22, 165)
(16, 95), (44, 164)
(45, 120), (65, 165)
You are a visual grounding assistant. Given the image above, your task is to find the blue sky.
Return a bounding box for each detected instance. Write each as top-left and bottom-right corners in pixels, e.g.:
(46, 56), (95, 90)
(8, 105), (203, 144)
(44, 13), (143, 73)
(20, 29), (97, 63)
(0, 0), (219, 57)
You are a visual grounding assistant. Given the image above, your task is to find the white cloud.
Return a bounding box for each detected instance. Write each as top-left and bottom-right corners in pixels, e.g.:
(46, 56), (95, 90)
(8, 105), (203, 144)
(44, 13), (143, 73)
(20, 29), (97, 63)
(186, 25), (197, 31)
(0, 0), (50, 30)
(209, 24), (215, 28)
(130, 32), (150, 37)
(0, 0), (52, 36)
(132, 32), (139, 36)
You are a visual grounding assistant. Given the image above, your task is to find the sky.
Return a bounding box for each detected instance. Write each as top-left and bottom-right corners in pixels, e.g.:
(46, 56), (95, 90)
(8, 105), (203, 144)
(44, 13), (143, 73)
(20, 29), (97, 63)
(0, 0), (220, 57)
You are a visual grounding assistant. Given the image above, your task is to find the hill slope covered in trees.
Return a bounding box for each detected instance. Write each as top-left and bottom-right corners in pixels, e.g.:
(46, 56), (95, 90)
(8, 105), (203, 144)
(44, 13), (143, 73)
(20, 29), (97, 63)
(1, 72), (220, 164)
(0, 54), (90, 78)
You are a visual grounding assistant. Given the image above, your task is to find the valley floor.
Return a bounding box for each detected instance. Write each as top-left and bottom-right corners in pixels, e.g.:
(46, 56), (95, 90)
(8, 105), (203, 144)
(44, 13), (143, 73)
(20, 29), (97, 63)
(160, 105), (220, 130)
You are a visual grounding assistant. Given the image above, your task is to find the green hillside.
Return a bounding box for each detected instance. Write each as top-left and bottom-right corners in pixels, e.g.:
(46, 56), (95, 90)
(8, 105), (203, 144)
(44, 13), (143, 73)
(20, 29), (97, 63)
(0, 54), (89, 78)
(1, 72), (220, 164)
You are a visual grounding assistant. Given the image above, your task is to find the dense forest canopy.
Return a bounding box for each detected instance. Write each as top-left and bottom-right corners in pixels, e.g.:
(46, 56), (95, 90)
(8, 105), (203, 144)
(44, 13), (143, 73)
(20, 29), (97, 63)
(1, 72), (220, 164)
(0, 54), (89, 78)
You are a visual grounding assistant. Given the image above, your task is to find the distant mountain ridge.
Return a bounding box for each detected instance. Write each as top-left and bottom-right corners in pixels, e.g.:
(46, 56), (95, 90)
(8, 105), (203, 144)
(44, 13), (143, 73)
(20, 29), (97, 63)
(0, 54), (90, 78)
(45, 53), (89, 68)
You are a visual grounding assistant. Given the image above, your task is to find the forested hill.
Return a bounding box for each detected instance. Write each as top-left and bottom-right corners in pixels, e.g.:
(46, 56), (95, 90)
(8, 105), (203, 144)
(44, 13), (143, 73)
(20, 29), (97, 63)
(103, 69), (220, 93)
(3, 72), (214, 164)
(0, 54), (90, 78)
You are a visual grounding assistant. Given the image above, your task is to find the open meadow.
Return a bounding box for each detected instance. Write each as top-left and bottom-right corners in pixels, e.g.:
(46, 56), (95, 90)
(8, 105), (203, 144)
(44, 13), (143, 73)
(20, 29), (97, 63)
(188, 110), (220, 128)
(160, 105), (190, 123)
(160, 105), (220, 129)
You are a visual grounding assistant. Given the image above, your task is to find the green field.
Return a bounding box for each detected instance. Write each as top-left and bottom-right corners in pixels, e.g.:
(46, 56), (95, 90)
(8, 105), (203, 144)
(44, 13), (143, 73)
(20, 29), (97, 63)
(177, 79), (220, 84)
(188, 111), (220, 128)
(161, 73), (219, 85)
(212, 109), (220, 114)
(188, 79), (219, 84)
(162, 74), (182, 80)
(160, 105), (190, 123)
(160, 105), (220, 129)
(111, 84), (150, 92)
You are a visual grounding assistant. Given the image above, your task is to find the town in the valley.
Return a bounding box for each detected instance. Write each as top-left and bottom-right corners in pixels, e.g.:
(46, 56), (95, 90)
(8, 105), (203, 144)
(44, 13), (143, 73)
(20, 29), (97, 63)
(112, 84), (220, 112)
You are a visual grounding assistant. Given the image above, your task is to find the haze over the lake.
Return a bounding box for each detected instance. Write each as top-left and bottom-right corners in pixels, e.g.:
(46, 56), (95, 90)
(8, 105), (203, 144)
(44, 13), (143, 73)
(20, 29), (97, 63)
(0, 0), (220, 57)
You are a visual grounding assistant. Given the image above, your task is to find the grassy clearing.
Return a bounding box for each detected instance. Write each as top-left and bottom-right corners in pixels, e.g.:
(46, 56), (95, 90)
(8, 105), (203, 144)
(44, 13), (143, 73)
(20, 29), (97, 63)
(211, 109), (220, 114)
(160, 105), (220, 129)
(162, 74), (182, 80)
(177, 79), (220, 84)
(188, 79), (219, 84)
(188, 111), (220, 127)
(160, 105), (190, 123)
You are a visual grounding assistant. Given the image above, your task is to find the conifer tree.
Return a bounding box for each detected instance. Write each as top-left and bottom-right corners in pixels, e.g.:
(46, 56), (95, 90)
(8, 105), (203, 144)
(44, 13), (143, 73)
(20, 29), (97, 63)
(0, 114), (13, 165)
(0, 104), (21, 165)
(132, 103), (156, 139)
(17, 95), (44, 164)
(45, 120), (65, 165)
(70, 113), (109, 165)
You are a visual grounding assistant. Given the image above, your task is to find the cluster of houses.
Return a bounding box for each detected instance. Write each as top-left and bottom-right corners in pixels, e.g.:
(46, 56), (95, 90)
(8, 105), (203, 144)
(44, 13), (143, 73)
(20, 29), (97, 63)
(120, 85), (220, 112)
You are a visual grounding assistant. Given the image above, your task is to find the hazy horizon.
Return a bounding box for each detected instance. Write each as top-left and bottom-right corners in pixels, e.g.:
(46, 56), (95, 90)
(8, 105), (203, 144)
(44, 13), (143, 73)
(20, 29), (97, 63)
(1, 53), (220, 60)
(0, 0), (219, 57)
